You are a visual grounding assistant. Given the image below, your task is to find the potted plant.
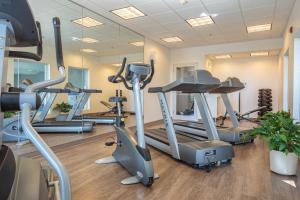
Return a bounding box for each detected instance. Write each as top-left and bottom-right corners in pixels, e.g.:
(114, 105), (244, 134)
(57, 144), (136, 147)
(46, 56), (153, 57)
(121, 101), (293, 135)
(52, 102), (72, 121)
(249, 111), (300, 175)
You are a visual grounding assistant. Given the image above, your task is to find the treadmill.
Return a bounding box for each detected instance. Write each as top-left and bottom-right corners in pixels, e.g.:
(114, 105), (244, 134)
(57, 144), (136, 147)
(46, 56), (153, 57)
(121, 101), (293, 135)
(64, 82), (118, 124)
(174, 76), (254, 144)
(32, 88), (94, 133)
(144, 70), (234, 170)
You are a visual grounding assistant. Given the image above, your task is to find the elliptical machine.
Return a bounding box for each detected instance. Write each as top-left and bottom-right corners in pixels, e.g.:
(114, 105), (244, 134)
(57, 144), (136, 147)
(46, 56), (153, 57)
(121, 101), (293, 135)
(95, 58), (158, 186)
(0, 0), (71, 199)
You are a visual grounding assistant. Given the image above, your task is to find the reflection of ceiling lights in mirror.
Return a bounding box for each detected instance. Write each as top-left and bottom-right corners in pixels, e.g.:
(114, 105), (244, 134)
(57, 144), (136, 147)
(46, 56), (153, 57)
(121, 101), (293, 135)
(112, 63), (122, 67)
(251, 52), (269, 57)
(111, 6), (145, 20)
(72, 17), (103, 28)
(72, 37), (99, 43)
(215, 54), (231, 59)
(186, 16), (214, 27)
(81, 49), (97, 53)
(161, 37), (183, 43)
(130, 41), (144, 46)
(247, 24), (272, 33)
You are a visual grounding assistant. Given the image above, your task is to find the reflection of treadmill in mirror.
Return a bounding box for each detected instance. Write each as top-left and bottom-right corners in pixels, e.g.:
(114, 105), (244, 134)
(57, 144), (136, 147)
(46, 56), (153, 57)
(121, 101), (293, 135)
(64, 82), (118, 124)
(174, 76), (254, 144)
(32, 87), (94, 133)
(144, 70), (234, 170)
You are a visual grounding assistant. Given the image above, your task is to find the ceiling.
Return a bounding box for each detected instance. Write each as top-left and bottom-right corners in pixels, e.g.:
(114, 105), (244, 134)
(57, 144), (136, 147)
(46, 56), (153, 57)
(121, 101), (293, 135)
(71, 0), (295, 48)
(27, 0), (144, 59)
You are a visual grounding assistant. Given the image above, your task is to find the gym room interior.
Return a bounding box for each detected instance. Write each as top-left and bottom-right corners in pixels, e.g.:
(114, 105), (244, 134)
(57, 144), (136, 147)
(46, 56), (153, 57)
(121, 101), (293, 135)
(0, 0), (299, 200)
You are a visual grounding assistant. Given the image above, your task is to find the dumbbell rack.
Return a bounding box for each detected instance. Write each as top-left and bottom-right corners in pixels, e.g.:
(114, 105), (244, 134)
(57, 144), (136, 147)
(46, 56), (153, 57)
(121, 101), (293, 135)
(258, 89), (272, 116)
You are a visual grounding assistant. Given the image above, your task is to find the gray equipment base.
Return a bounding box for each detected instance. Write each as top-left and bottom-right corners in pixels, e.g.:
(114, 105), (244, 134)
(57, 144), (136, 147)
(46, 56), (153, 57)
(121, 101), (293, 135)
(95, 156), (159, 185)
(145, 129), (234, 167)
(174, 121), (254, 144)
(95, 126), (155, 186)
(9, 156), (54, 200)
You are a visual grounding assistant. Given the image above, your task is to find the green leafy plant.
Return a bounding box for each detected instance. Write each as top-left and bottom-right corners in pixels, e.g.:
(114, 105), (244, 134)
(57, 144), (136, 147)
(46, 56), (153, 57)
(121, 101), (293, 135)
(53, 102), (72, 113)
(4, 111), (17, 118)
(249, 111), (300, 156)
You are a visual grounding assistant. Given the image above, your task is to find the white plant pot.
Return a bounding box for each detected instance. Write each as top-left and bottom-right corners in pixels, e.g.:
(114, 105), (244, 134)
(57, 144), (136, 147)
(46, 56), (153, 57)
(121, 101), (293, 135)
(56, 113), (68, 121)
(270, 150), (298, 175)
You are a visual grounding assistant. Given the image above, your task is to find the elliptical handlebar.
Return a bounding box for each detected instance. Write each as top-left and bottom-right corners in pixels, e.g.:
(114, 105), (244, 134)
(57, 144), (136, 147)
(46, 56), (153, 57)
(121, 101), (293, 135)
(25, 18), (66, 93)
(108, 57), (127, 83)
(8, 21), (43, 61)
(19, 17), (71, 200)
(52, 17), (64, 70)
(108, 57), (154, 90)
(140, 59), (154, 90)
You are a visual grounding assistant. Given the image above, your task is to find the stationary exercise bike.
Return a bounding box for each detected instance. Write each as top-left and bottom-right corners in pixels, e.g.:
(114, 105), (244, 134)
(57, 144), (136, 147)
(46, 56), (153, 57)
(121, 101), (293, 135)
(95, 58), (158, 186)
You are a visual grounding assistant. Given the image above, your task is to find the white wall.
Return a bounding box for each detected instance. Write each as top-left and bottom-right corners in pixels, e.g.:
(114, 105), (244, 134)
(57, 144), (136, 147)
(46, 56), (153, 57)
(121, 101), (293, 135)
(212, 56), (280, 116)
(171, 38), (283, 69)
(170, 38), (282, 118)
(279, 0), (300, 120)
(143, 38), (171, 123)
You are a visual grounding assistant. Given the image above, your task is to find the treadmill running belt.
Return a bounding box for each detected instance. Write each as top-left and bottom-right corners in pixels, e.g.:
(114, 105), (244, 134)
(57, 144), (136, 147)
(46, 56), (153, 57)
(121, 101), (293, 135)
(174, 121), (228, 129)
(73, 115), (115, 120)
(145, 128), (205, 145)
(33, 121), (92, 127)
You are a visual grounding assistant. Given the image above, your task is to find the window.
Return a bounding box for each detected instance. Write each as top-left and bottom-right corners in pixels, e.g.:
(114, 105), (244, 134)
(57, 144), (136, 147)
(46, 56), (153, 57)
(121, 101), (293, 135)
(13, 59), (50, 113)
(67, 67), (89, 109)
(14, 59), (49, 88)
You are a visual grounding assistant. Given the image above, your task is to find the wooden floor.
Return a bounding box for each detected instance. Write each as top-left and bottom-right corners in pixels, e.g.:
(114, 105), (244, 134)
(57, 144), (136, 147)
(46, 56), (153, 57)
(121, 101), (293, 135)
(26, 121), (300, 200)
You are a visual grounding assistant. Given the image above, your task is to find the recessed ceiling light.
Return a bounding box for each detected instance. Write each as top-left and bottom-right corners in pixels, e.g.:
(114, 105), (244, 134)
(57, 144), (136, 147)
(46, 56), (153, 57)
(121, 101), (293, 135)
(111, 6), (145, 20)
(161, 37), (183, 43)
(112, 63), (122, 67)
(130, 41), (144, 46)
(251, 52), (269, 57)
(72, 37), (99, 43)
(247, 24), (272, 33)
(186, 16), (214, 27)
(72, 17), (103, 28)
(81, 37), (99, 43)
(215, 54), (231, 59)
(81, 49), (97, 53)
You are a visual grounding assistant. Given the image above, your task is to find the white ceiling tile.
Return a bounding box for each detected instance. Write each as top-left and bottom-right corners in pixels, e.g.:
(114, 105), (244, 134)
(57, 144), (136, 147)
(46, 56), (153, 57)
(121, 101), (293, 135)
(175, 6), (207, 19)
(150, 11), (183, 25)
(239, 0), (276, 10)
(214, 12), (244, 24)
(88, 0), (130, 11)
(128, 0), (170, 15)
(163, 0), (204, 10)
(202, 0), (240, 14)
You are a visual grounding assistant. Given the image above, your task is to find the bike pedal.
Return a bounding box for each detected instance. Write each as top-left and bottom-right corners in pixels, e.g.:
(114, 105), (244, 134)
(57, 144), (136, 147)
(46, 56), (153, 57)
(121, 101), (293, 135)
(105, 141), (115, 146)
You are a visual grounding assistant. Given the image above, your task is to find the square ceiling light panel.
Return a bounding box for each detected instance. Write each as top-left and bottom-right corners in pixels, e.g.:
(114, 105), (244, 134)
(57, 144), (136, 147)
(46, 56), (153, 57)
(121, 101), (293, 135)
(111, 6), (145, 20)
(251, 52), (269, 56)
(72, 37), (99, 43)
(130, 41), (144, 46)
(72, 17), (103, 28)
(162, 37), (183, 43)
(247, 24), (272, 33)
(81, 49), (97, 53)
(186, 16), (214, 27)
(215, 54), (231, 59)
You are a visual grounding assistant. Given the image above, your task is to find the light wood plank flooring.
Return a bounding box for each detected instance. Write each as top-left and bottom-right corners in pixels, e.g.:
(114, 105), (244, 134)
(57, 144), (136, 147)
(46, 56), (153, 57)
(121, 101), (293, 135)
(24, 121), (300, 200)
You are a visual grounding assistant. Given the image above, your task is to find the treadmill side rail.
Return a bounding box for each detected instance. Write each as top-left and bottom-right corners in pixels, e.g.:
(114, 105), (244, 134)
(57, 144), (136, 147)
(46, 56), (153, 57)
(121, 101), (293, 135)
(158, 92), (180, 159)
